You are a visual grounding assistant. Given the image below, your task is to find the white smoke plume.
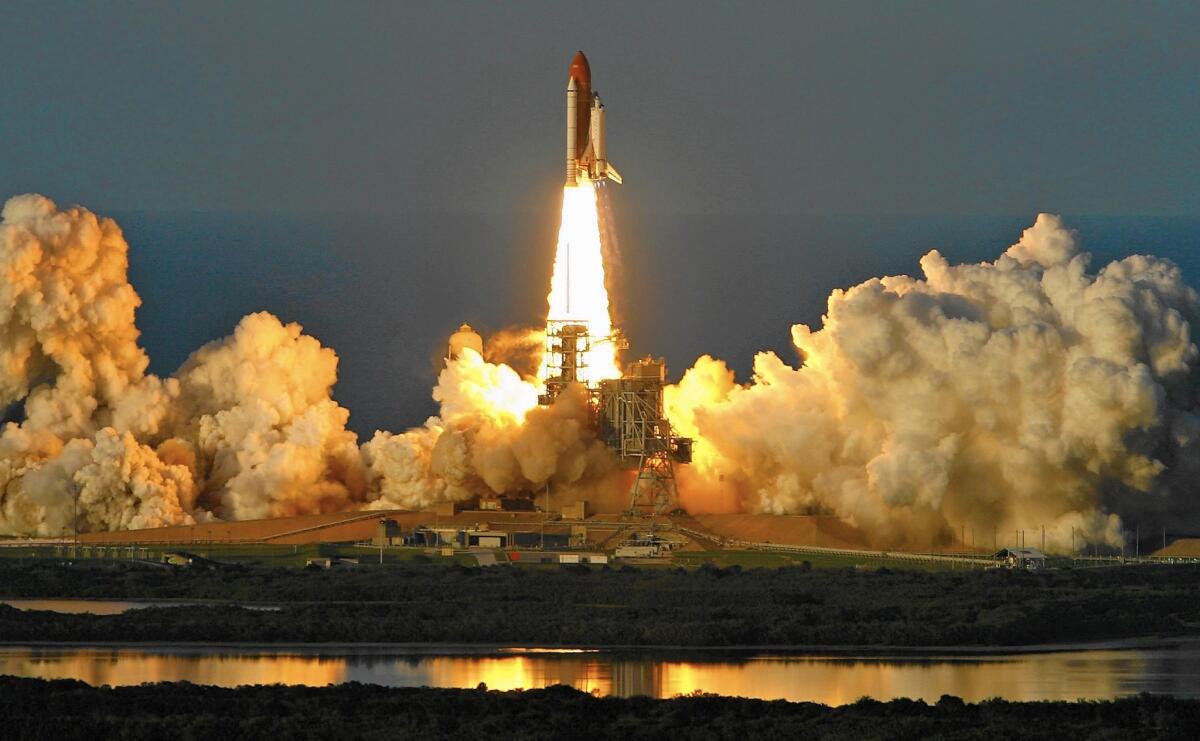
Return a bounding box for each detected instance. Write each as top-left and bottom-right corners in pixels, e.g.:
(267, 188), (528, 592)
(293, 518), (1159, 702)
(0, 194), (620, 536)
(0, 195), (370, 534)
(666, 214), (1200, 551)
(363, 350), (622, 512)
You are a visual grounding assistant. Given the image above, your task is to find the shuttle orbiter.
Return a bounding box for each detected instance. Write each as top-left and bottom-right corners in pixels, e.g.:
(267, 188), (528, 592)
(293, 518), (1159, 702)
(566, 51), (621, 186)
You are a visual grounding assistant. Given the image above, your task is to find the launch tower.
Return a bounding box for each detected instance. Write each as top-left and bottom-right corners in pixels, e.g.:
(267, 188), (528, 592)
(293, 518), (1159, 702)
(538, 321), (592, 404)
(539, 324), (691, 514)
(597, 357), (692, 513)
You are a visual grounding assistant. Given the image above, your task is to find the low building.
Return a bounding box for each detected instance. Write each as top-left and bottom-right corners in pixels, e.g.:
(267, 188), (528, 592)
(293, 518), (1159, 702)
(465, 530), (508, 549)
(559, 553), (607, 565)
(995, 547), (1047, 570)
(615, 545), (659, 559)
(511, 531), (571, 549)
(372, 519), (403, 546)
(406, 527), (456, 547)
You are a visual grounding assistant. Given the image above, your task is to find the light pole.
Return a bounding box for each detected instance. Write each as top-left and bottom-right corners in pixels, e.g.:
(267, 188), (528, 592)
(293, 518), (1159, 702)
(72, 481), (80, 559)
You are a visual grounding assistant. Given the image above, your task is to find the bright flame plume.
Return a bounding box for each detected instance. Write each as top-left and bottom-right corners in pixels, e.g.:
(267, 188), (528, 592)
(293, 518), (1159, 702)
(540, 180), (621, 384)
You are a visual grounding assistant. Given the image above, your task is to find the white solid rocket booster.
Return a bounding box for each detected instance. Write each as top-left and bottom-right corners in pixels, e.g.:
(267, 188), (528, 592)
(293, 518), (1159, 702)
(592, 96), (605, 174)
(566, 76), (578, 187)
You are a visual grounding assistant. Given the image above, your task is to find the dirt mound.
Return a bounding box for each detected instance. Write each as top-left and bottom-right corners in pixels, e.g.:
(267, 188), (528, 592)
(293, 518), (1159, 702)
(679, 514), (867, 549)
(1152, 539), (1200, 557)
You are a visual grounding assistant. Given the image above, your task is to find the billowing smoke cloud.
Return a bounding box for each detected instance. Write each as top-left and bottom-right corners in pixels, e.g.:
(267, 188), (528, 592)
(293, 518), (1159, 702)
(666, 214), (1200, 550)
(0, 195), (620, 536)
(362, 350), (622, 512)
(0, 196), (372, 533)
(3, 195), (1197, 552)
(0, 194), (194, 534)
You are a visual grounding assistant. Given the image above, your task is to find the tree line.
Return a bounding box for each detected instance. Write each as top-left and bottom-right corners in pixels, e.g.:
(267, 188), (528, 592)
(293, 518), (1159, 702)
(0, 560), (1197, 646)
(0, 676), (1195, 740)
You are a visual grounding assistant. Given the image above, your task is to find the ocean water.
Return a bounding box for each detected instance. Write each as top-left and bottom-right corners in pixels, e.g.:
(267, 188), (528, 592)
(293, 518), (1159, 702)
(114, 210), (1199, 438)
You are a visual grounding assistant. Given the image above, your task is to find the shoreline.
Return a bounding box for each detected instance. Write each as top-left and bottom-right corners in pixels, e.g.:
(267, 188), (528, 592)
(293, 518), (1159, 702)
(0, 634), (1190, 657)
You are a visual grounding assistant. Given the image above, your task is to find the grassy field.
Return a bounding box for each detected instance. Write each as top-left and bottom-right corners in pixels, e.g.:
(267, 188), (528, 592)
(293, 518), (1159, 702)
(0, 543), (986, 571)
(671, 549), (984, 572)
(0, 543), (481, 568)
(0, 542), (1129, 573)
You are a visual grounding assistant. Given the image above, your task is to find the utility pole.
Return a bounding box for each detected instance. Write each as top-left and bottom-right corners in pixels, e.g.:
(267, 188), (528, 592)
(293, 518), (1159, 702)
(73, 481), (80, 560)
(1041, 525), (1045, 553)
(1136, 526), (1139, 560)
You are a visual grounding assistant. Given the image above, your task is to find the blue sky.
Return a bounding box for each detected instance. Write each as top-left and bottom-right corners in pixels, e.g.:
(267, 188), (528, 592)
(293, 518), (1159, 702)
(2, 1), (1197, 216)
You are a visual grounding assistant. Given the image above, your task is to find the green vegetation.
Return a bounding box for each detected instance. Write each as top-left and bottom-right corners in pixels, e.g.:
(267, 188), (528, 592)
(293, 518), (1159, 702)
(672, 549), (980, 572)
(0, 544), (481, 568)
(0, 560), (1197, 647)
(0, 677), (1196, 739)
(0, 542), (1080, 572)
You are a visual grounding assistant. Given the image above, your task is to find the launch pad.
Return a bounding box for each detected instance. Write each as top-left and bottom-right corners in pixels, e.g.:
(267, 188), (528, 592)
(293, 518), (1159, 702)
(540, 321), (692, 514)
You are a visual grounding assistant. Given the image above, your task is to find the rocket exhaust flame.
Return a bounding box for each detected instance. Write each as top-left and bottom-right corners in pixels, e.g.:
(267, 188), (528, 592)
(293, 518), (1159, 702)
(539, 180), (621, 385)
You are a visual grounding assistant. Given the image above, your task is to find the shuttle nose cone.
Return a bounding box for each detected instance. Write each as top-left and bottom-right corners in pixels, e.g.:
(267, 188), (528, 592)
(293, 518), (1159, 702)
(568, 50), (591, 86)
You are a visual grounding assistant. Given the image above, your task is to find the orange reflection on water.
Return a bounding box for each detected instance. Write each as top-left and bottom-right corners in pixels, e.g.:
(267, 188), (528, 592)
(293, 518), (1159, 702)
(0, 647), (1179, 704)
(658, 653), (1139, 705)
(8, 649), (346, 688)
(422, 656), (612, 695)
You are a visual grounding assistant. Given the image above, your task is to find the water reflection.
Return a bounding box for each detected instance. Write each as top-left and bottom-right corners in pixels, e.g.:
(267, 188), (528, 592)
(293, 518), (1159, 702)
(9, 649), (346, 687)
(1, 600), (174, 615)
(0, 599), (280, 614)
(1, 645), (1199, 704)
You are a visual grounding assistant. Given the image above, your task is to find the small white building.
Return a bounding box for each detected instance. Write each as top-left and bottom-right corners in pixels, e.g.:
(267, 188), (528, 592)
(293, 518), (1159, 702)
(465, 530), (508, 549)
(559, 553), (607, 565)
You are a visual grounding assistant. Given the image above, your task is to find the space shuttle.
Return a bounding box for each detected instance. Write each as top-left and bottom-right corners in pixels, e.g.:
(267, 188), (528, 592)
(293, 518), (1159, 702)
(566, 51), (622, 186)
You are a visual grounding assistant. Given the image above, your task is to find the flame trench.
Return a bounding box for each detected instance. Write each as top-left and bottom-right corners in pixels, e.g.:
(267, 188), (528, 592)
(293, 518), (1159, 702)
(540, 181), (621, 385)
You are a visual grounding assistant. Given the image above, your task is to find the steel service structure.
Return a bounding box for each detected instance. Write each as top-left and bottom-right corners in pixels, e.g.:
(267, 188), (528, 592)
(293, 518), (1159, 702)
(540, 322), (692, 514)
